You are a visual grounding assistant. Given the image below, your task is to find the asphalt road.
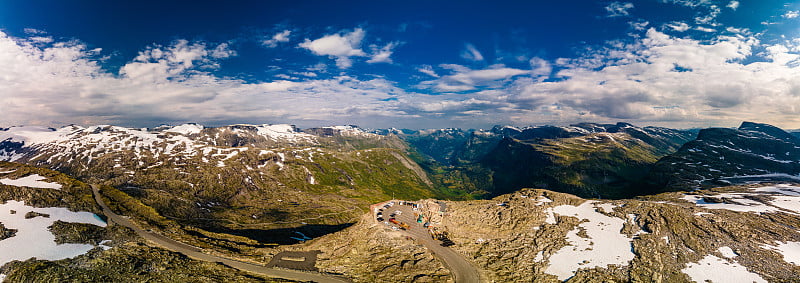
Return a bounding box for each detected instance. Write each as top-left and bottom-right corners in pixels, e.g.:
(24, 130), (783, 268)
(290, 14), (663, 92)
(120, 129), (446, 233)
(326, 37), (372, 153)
(384, 202), (482, 283)
(91, 185), (351, 283)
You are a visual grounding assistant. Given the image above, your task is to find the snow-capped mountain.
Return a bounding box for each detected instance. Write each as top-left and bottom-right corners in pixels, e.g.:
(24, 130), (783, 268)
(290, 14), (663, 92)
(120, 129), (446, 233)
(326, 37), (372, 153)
(0, 123), (432, 245)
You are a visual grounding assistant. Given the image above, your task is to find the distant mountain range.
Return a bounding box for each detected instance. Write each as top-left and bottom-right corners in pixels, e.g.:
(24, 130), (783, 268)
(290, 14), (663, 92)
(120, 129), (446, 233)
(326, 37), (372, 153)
(399, 122), (697, 199)
(649, 122), (800, 190)
(3, 121), (799, 202)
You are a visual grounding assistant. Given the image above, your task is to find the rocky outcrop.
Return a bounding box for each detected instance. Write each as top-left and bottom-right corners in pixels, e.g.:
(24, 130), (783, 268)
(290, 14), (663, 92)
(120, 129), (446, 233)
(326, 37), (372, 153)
(302, 214), (450, 283)
(0, 222), (16, 240)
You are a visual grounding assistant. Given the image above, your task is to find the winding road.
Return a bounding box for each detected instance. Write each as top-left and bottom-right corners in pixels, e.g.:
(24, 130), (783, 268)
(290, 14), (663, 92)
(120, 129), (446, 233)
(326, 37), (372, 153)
(389, 202), (482, 283)
(90, 185), (351, 283)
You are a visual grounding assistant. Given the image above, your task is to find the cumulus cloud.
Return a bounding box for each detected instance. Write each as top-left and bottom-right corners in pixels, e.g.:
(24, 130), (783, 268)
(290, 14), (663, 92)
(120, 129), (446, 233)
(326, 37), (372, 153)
(606, 2), (634, 17)
(784, 10), (800, 19)
(262, 30), (291, 48)
(299, 28), (366, 68)
(0, 31), (418, 128)
(503, 28), (800, 127)
(460, 43), (484, 61)
(8, 22), (800, 129)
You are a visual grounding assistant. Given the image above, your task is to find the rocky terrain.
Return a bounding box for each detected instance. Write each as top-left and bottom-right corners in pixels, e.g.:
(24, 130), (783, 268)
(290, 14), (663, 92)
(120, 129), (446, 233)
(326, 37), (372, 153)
(0, 162), (295, 282)
(300, 213), (451, 283)
(439, 186), (800, 282)
(4, 121), (800, 282)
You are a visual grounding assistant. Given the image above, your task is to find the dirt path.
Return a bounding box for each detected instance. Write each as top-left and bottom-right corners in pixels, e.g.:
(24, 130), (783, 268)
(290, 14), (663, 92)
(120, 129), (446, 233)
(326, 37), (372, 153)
(91, 185), (351, 283)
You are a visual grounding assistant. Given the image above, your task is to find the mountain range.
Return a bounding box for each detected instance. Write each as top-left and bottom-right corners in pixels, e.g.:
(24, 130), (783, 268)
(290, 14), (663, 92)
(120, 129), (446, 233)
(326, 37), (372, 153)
(2, 121), (800, 282)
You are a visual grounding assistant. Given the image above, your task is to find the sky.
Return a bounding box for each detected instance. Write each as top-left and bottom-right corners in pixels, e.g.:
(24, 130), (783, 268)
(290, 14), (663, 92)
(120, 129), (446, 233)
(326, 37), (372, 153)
(2, 0), (800, 129)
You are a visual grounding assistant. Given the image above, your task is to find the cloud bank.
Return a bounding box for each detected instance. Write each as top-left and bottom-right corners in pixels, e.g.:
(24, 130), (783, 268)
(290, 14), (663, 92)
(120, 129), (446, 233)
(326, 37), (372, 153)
(4, 19), (800, 129)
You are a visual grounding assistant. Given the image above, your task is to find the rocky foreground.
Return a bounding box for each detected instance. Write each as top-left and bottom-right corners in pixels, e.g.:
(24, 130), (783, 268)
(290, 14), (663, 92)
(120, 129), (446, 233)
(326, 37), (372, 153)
(267, 183), (799, 282)
(440, 186), (800, 282)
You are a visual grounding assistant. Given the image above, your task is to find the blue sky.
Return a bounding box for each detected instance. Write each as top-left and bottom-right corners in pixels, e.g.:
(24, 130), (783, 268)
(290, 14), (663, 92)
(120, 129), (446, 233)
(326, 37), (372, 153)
(2, 0), (800, 129)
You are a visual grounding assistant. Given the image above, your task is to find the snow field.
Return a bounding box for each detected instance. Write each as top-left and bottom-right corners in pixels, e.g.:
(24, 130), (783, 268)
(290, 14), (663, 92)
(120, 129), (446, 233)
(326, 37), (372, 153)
(0, 200), (107, 266)
(681, 255), (766, 283)
(0, 174), (62, 190)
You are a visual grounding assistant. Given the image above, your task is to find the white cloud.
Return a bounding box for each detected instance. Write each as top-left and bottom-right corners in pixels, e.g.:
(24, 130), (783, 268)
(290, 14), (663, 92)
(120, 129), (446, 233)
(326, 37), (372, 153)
(418, 64), (530, 92)
(695, 26), (716, 32)
(502, 28), (800, 127)
(417, 65), (439, 78)
(9, 23), (800, 129)
(784, 10), (800, 19)
(606, 2), (634, 17)
(629, 20), (649, 31)
(662, 0), (712, 8)
(725, 27), (750, 35)
(299, 28), (367, 68)
(23, 28), (46, 35)
(667, 21), (691, 32)
(460, 43), (484, 61)
(262, 30), (291, 48)
(726, 1), (739, 10)
(28, 36), (54, 43)
(367, 42), (399, 64)
(0, 31), (421, 128)
(694, 5), (721, 25)
(529, 57), (552, 77)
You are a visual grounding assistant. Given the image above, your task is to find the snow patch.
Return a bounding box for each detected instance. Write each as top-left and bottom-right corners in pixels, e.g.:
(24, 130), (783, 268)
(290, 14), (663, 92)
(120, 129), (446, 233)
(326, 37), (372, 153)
(543, 201), (635, 281)
(753, 184), (800, 196)
(533, 196), (553, 206)
(681, 255), (766, 283)
(543, 207), (557, 224)
(681, 194), (778, 214)
(256, 124), (316, 142)
(0, 174), (62, 190)
(533, 251), (544, 262)
(164, 124), (203, 135)
(681, 185), (800, 215)
(762, 241), (800, 266)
